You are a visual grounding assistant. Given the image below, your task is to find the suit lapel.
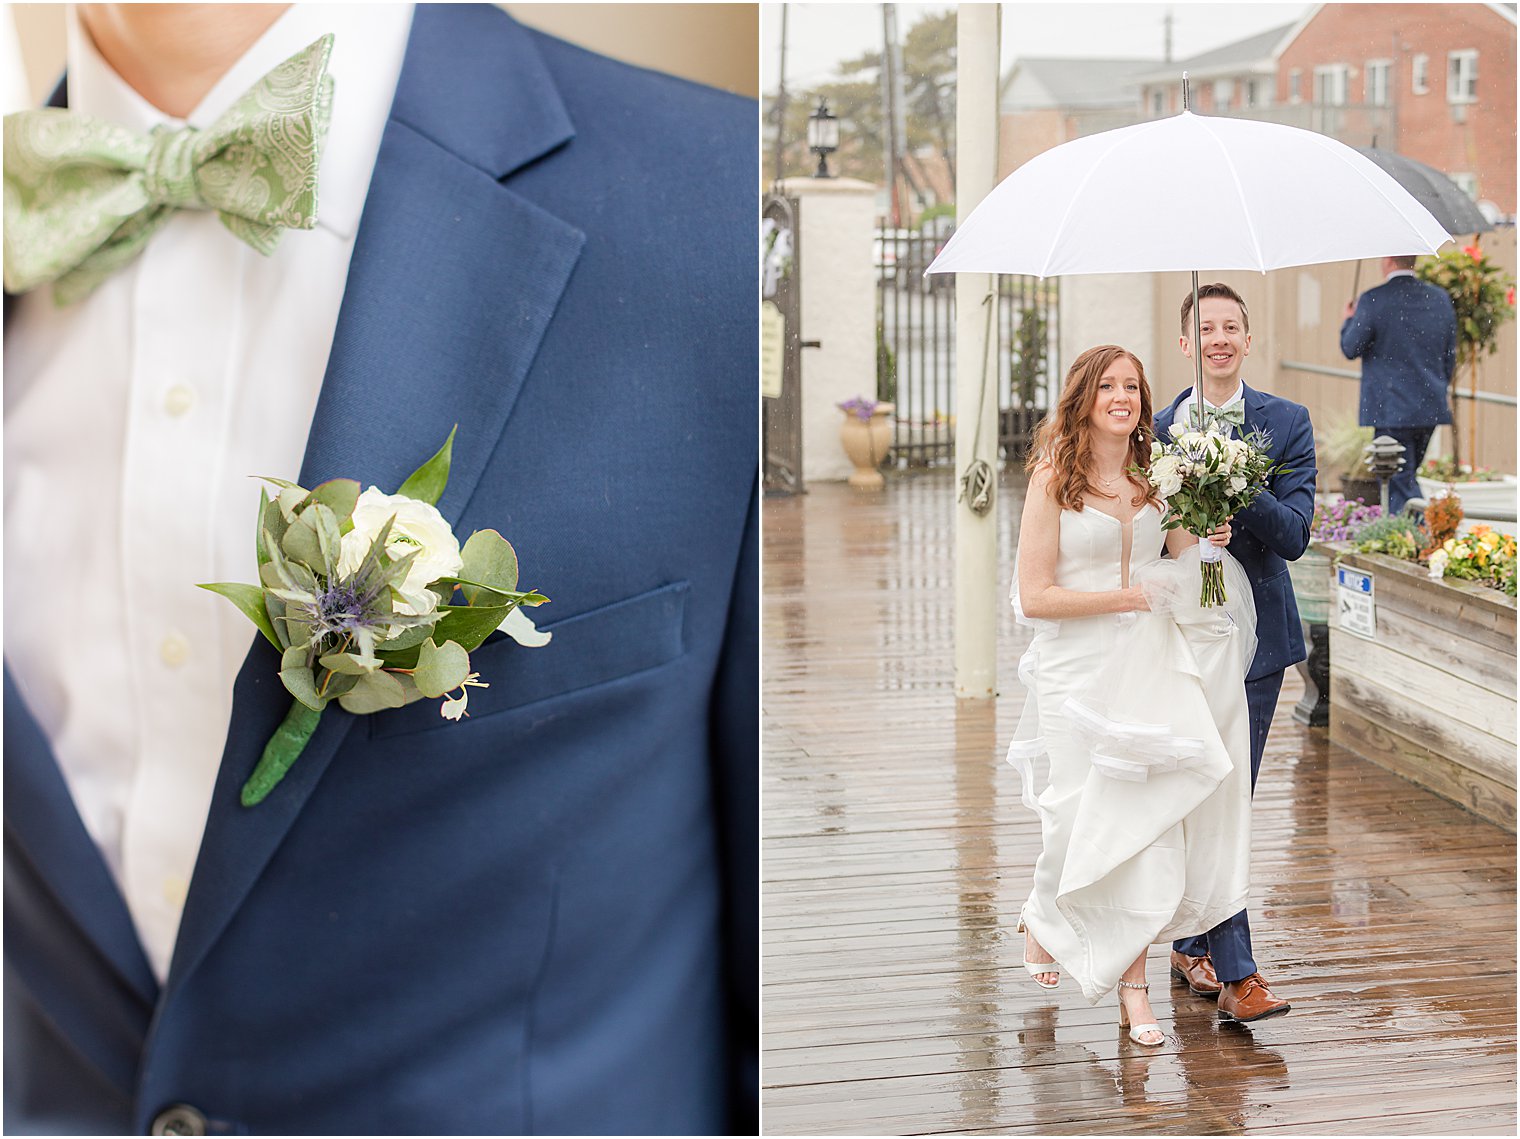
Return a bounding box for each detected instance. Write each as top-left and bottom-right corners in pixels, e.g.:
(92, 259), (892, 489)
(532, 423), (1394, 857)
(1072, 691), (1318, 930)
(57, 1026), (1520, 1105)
(165, 5), (585, 998)
(4, 669), (159, 1004)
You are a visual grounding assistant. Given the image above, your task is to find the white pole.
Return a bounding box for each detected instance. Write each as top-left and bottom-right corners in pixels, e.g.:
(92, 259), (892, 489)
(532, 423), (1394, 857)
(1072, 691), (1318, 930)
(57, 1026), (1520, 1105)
(953, 4), (1001, 699)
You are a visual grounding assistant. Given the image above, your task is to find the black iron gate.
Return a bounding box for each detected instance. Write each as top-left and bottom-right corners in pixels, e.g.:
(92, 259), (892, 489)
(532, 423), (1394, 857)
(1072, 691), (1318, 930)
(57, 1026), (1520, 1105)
(763, 194), (803, 494)
(875, 225), (1059, 467)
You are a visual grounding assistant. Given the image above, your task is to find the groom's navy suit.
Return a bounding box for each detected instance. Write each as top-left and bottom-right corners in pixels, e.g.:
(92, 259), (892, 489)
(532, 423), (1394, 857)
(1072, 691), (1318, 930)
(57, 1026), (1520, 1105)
(1154, 383), (1315, 983)
(5, 7), (756, 1134)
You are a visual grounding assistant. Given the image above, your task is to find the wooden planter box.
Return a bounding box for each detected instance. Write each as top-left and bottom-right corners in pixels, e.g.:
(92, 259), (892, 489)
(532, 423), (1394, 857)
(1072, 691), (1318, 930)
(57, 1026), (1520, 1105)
(1323, 547), (1517, 831)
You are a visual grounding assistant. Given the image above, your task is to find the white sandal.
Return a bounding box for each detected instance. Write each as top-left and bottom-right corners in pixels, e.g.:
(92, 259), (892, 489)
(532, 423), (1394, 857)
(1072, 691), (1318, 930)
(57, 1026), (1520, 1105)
(1117, 980), (1164, 1046)
(1016, 915), (1061, 989)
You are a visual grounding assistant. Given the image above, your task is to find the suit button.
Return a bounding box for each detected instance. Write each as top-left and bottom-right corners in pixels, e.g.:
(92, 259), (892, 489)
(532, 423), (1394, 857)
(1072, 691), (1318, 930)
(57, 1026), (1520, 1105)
(150, 1104), (207, 1136)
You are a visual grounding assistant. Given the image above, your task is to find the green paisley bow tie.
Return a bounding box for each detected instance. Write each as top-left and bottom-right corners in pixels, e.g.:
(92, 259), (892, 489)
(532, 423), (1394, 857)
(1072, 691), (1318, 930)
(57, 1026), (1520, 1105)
(1189, 398), (1246, 433)
(3, 34), (334, 305)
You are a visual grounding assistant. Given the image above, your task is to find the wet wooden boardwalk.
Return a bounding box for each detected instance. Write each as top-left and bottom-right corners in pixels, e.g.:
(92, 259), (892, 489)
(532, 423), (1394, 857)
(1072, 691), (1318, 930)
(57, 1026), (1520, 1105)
(762, 472), (1516, 1136)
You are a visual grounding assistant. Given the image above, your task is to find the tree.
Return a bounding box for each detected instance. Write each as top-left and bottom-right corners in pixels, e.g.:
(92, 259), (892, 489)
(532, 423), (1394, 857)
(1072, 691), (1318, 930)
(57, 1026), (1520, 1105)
(762, 9), (958, 203)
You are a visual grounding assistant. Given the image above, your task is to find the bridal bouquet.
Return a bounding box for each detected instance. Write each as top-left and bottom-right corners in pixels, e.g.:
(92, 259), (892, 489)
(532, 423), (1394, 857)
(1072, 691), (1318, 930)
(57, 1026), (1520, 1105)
(200, 430), (548, 807)
(1142, 426), (1283, 606)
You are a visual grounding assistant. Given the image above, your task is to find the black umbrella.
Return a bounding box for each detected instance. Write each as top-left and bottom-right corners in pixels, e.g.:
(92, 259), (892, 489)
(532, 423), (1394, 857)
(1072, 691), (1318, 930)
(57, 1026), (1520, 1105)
(1353, 146), (1493, 236)
(1348, 145), (1491, 296)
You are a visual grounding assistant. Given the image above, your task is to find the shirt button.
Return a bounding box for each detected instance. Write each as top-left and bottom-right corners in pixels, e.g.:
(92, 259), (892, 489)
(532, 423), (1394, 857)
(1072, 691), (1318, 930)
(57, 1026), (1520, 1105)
(164, 384), (197, 417)
(160, 633), (191, 667)
(150, 1104), (208, 1136)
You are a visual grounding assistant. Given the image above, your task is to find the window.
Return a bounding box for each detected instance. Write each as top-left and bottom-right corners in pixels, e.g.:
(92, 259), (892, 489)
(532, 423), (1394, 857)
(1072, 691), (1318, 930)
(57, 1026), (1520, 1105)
(1313, 64), (1349, 105)
(1365, 59), (1390, 106)
(1412, 53), (1429, 94)
(1243, 77), (1270, 108)
(1289, 68), (1302, 103)
(1450, 172), (1479, 200)
(1151, 88), (1166, 117)
(1213, 78), (1234, 110)
(1447, 50), (1477, 103)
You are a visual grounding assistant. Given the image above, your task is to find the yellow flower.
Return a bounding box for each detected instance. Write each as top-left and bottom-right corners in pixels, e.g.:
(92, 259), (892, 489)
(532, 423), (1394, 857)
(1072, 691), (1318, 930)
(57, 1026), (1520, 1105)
(1443, 538), (1457, 552)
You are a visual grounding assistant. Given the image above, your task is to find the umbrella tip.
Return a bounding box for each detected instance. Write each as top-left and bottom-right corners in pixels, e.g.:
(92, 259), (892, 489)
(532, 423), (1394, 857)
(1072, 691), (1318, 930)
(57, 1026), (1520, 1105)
(1182, 71), (1190, 111)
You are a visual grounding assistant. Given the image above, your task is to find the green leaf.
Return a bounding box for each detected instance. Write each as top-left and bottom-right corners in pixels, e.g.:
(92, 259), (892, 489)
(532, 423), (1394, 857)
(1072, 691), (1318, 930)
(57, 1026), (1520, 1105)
(376, 622), (438, 654)
(241, 699), (323, 807)
(310, 478), (361, 523)
(262, 495), (290, 567)
(198, 582), (282, 650)
(378, 603), (511, 667)
(413, 638), (470, 699)
(280, 663), (327, 712)
(395, 426), (457, 506)
(458, 529), (518, 601)
(255, 488), (271, 567)
(319, 650), (381, 675)
(337, 669), (408, 715)
(276, 483), (308, 522)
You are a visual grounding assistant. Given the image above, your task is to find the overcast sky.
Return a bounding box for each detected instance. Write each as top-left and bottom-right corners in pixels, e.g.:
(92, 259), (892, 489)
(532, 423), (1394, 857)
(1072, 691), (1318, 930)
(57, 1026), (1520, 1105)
(762, 3), (1313, 90)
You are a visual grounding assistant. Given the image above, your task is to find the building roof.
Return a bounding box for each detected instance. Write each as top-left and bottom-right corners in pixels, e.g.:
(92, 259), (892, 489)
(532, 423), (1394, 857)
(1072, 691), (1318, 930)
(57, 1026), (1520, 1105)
(1135, 23), (1298, 85)
(1001, 57), (1159, 111)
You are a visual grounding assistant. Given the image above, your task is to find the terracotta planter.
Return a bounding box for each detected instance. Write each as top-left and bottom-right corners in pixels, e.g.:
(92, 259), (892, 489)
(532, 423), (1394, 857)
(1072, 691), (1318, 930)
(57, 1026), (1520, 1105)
(839, 402), (895, 489)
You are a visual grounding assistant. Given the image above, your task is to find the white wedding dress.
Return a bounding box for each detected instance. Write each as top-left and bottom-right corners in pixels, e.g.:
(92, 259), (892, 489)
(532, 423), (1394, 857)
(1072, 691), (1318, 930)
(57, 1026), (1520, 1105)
(1008, 503), (1255, 1004)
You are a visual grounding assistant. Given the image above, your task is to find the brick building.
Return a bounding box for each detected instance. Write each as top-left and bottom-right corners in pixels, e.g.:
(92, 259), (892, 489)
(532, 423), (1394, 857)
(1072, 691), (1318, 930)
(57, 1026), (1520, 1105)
(1275, 3), (1516, 216)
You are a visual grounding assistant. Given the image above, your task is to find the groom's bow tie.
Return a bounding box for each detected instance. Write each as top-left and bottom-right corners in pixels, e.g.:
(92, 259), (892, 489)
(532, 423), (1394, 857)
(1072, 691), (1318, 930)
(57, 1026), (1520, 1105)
(3, 34), (334, 305)
(1190, 398), (1246, 433)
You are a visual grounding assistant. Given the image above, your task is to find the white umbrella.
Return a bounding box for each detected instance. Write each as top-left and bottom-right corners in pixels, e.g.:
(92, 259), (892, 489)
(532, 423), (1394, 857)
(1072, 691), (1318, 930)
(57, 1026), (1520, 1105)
(927, 109), (1451, 280)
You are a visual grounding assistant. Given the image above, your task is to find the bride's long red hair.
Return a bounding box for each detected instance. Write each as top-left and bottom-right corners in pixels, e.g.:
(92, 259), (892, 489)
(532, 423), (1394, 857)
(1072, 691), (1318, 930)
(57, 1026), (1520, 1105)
(1026, 344), (1161, 512)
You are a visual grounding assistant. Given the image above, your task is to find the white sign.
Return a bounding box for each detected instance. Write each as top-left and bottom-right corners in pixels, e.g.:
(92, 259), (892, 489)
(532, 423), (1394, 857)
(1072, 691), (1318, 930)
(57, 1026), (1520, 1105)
(1336, 565), (1376, 639)
(761, 302), (785, 400)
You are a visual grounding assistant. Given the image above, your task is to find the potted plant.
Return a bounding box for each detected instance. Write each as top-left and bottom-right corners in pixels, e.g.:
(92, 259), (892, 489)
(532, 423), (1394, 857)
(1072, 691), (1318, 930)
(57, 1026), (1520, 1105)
(1292, 498), (1385, 725)
(837, 396), (895, 489)
(1414, 456), (1517, 517)
(1415, 243), (1516, 468)
(1316, 417), (1378, 503)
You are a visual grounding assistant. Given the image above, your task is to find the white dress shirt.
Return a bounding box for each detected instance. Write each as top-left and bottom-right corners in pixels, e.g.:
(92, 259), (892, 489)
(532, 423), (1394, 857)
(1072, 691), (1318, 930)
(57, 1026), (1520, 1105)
(4, 3), (414, 982)
(1175, 379), (1246, 436)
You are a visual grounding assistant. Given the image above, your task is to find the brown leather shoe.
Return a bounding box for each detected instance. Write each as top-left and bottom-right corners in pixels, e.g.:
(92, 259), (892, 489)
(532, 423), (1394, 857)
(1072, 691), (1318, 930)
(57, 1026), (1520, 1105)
(1218, 972), (1291, 1023)
(1169, 951), (1221, 998)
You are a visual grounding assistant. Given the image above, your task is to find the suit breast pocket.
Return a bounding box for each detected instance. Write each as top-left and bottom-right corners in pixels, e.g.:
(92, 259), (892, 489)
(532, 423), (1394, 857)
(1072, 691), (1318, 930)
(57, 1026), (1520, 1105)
(368, 580), (690, 739)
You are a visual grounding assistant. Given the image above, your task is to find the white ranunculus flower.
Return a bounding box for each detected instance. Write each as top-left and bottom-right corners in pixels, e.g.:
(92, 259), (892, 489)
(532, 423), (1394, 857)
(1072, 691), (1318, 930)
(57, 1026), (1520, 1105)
(1228, 475), (1248, 494)
(337, 487), (464, 615)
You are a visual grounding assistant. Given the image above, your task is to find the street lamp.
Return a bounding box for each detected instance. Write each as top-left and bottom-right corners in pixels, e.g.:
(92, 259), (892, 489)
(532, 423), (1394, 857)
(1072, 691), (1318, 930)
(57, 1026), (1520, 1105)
(808, 98), (839, 179)
(1364, 434), (1408, 514)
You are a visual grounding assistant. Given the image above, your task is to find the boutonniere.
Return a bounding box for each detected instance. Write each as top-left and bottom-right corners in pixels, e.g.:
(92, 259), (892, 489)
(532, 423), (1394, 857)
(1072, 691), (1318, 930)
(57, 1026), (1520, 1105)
(200, 430), (549, 807)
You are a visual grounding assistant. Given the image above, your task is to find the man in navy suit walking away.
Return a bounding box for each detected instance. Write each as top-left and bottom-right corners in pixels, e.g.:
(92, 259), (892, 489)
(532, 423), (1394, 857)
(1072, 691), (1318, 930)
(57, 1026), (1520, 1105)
(1155, 283), (1316, 1024)
(1341, 255), (1458, 513)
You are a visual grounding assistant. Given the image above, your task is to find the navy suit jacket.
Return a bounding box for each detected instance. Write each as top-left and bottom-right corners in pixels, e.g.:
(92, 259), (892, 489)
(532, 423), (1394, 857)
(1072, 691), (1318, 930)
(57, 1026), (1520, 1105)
(1340, 272), (1457, 429)
(1155, 384), (1316, 681)
(4, 7), (757, 1134)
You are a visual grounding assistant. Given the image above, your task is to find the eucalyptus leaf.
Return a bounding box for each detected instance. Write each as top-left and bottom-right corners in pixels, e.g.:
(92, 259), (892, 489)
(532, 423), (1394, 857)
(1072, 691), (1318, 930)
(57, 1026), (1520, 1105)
(276, 483), (308, 523)
(337, 669), (408, 715)
(264, 594), (293, 650)
(319, 650), (381, 676)
(255, 488), (271, 567)
(280, 664), (326, 712)
(282, 508), (324, 569)
(320, 671), (361, 698)
(376, 622), (437, 654)
(413, 638), (470, 699)
(198, 582), (281, 650)
(395, 427), (456, 507)
(262, 494), (290, 561)
(458, 529), (518, 601)
(309, 478), (361, 524)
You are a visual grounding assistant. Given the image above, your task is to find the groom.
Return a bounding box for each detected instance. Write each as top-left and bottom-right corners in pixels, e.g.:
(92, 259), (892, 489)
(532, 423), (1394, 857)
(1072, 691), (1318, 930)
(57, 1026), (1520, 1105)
(1153, 283), (1315, 1023)
(5, 4), (756, 1134)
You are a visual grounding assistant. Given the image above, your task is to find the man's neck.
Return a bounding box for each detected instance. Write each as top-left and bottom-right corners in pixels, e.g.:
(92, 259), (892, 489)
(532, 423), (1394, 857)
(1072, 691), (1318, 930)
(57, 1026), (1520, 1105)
(78, 4), (291, 119)
(1197, 377), (1241, 407)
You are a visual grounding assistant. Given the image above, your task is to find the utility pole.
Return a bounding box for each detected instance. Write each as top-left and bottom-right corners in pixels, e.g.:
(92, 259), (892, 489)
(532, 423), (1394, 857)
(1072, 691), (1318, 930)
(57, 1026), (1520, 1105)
(771, 5), (789, 186)
(952, 4), (1001, 699)
(882, 3), (901, 225)
(1163, 7), (1174, 64)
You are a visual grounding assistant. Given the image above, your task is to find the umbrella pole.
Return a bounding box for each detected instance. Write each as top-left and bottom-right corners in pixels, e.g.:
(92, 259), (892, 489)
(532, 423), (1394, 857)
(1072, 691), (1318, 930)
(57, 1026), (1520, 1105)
(1191, 269), (1204, 399)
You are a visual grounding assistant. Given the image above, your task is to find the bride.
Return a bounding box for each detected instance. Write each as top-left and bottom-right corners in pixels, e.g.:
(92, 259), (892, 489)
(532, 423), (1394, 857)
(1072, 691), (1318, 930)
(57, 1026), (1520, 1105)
(1009, 344), (1256, 1047)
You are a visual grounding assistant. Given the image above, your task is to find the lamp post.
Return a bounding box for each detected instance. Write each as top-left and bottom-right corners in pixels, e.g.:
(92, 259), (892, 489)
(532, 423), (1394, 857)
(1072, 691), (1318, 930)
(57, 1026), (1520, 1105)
(808, 98), (839, 179)
(1364, 434), (1408, 515)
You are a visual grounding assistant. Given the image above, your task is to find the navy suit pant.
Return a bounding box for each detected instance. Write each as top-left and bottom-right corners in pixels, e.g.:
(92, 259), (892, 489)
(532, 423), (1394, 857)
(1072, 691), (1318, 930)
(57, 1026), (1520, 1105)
(1374, 424), (1435, 515)
(1172, 669), (1284, 984)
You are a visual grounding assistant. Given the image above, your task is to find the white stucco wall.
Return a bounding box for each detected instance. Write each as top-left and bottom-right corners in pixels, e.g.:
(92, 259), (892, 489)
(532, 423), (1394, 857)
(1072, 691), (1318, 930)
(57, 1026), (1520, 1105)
(1058, 273), (1157, 392)
(778, 176), (878, 483)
